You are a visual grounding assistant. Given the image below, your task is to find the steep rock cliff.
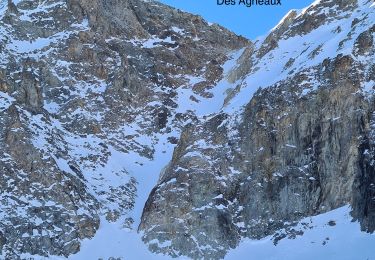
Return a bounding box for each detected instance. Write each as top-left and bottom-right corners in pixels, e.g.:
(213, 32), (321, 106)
(140, 0), (375, 258)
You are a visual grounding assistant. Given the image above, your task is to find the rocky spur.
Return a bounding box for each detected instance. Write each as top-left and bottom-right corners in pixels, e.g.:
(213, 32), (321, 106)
(217, 0), (282, 7)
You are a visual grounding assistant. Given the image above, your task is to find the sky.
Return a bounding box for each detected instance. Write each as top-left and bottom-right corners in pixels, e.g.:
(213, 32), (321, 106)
(158, 0), (315, 40)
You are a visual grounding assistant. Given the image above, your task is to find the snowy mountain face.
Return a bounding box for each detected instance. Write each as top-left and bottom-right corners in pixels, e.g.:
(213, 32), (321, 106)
(0, 0), (373, 259)
(140, 0), (375, 259)
(0, 0), (247, 258)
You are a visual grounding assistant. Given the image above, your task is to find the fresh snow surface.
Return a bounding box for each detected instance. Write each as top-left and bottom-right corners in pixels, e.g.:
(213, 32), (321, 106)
(174, 48), (246, 116)
(226, 206), (375, 260)
(65, 217), (188, 260)
(70, 133), (180, 260)
(26, 205), (375, 259)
